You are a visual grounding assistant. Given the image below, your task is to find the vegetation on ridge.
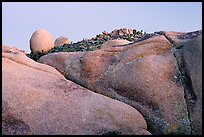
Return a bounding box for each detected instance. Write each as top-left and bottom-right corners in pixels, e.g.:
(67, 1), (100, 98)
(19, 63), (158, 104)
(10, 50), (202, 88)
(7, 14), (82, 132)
(27, 29), (146, 61)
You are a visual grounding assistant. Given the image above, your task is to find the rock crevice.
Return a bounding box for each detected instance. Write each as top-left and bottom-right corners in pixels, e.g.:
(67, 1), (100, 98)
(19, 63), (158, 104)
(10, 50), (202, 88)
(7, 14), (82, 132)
(156, 31), (199, 134)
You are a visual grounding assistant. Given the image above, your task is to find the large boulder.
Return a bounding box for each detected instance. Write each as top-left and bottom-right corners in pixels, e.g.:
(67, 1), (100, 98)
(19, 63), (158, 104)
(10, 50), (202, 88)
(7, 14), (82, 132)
(95, 35), (191, 135)
(2, 45), (151, 135)
(30, 29), (54, 54)
(38, 30), (202, 135)
(54, 36), (71, 47)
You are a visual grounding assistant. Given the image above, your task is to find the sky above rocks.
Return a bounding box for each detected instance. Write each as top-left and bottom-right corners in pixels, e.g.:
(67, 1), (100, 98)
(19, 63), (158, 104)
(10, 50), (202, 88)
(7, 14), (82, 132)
(2, 2), (202, 52)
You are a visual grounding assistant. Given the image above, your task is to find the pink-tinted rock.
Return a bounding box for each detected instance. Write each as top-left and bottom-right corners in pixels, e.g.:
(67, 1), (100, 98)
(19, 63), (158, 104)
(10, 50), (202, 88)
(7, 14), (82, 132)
(101, 39), (131, 50)
(2, 45), (28, 54)
(110, 29), (119, 36)
(80, 50), (117, 87)
(128, 29), (134, 34)
(110, 28), (135, 36)
(54, 36), (71, 47)
(30, 29), (54, 54)
(2, 46), (151, 135)
(97, 35), (191, 134)
(38, 52), (85, 78)
(161, 30), (202, 135)
(121, 28), (129, 34)
(38, 30), (202, 135)
(2, 45), (62, 77)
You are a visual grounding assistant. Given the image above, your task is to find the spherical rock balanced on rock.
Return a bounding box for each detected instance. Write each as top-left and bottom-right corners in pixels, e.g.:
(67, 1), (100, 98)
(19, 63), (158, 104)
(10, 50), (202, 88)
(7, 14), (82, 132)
(54, 36), (71, 47)
(30, 29), (54, 54)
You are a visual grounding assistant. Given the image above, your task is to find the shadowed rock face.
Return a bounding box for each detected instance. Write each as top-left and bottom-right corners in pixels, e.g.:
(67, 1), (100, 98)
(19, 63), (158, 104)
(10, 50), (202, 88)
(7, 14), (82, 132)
(159, 30), (202, 135)
(179, 36), (202, 135)
(2, 46), (151, 135)
(38, 30), (202, 135)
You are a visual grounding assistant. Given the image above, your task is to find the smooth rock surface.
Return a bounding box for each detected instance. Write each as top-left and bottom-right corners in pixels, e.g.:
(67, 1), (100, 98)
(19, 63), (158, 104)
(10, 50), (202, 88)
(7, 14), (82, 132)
(2, 45), (151, 135)
(101, 39), (131, 50)
(54, 36), (71, 47)
(30, 29), (54, 54)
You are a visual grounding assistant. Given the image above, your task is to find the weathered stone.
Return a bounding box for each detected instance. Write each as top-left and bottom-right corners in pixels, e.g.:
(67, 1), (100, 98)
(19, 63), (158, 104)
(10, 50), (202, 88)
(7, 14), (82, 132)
(38, 52), (85, 78)
(38, 30), (202, 135)
(2, 46), (151, 135)
(54, 36), (71, 47)
(97, 35), (191, 134)
(30, 29), (54, 54)
(2, 45), (28, 54)
(80, 50), (117, 88)
(162, 30), (202, 135)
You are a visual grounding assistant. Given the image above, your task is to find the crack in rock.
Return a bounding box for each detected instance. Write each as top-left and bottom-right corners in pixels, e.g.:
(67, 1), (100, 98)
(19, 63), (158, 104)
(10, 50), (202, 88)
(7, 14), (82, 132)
(156, 31), (197, 134)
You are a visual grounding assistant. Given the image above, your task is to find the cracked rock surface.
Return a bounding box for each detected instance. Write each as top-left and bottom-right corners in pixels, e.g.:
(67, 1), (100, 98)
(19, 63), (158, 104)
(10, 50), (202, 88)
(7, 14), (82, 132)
(156, 30), (202, 135)
(38, 30), (202, 135)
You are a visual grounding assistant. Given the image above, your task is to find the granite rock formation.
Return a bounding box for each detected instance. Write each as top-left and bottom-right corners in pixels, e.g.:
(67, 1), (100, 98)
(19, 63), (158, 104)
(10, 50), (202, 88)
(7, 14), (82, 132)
(2, 45), (151, 135)
(38, 30), (202, 135)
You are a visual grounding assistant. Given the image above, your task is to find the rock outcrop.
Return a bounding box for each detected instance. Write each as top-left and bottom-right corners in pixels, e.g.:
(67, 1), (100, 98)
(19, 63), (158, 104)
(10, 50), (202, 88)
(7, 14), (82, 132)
(38, 30), (202, 135)
(110, 28), (135, 36)
(2, 45), (151, 135)
(30, 29), (54, 54)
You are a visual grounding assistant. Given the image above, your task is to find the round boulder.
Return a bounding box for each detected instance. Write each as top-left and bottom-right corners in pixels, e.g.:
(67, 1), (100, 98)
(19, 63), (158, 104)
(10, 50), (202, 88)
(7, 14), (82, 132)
(54, 36), (71, 47)
(30, 29), (54, 54)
